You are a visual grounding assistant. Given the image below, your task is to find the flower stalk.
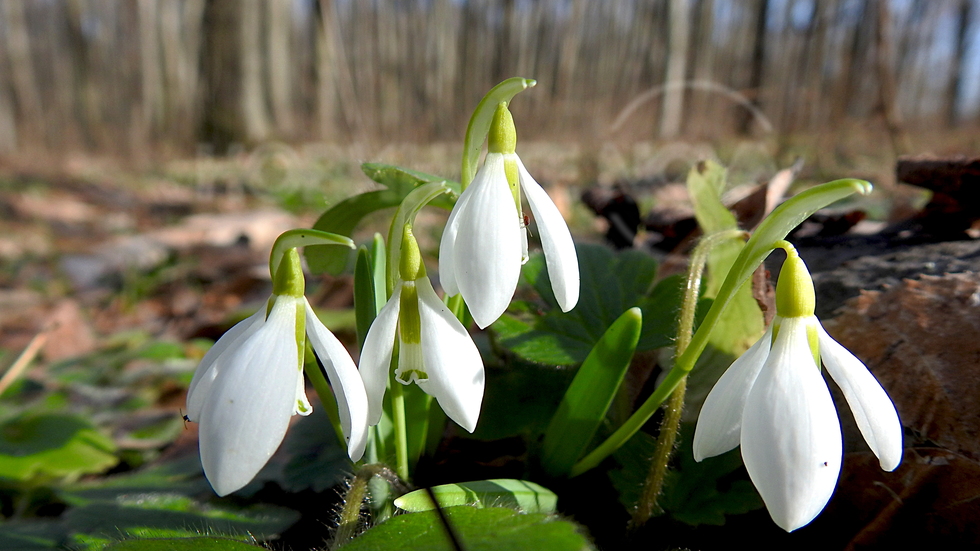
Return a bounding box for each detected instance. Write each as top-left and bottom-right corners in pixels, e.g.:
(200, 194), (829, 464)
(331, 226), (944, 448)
(631, 229), (747, 525)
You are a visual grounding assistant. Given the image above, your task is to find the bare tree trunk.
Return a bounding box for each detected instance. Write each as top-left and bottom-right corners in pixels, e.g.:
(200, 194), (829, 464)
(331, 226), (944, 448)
(138, 0), (163, 132)
(267, 0), (294, 136)
(241, 0), (270, 142)
(2, 1), (42, 148)
(946, 0), (972, 127)
(738, 0), (769, 135)
(876, 0), (910, 156)
(660, 0), (690, 138)
(199, 0), (245, 151)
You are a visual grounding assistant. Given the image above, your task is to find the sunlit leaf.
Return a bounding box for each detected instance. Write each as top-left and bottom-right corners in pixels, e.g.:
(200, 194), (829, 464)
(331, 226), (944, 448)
(492, 244), (678, 366)
(395, 479), (557, 514)
(0, 413), (118, 482)
(62, 493), (299, 543)
(541, 308), (642, 476)
(101, 537), (265, 551)
(684, 161), (764, 418)
(342, 506), (594, 551)
(306, 163), (459, 274)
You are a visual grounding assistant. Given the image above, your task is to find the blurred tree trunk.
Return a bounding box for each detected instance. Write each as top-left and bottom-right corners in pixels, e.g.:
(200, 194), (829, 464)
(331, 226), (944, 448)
(2, 1), (42, 148)
(660, 0), (690, 138)
(138, 0), (163, 133)
(199, 0), (246, 151)
(876, 0), (910, 156)
(315, 0), (360, 140)
(267, 0), (295, 137)
(946, 0), (972, 127)
(241, 0), (270, 142)
(160, 0), (205, 146)
(738, 0), (768, 135)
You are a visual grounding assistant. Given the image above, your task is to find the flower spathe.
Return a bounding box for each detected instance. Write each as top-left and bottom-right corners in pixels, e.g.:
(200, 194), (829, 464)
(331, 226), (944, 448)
(693, 247), (902, 532)
(360, 225), (485, 432)
(186, 249), (368, 496)
(439, 103), (579, 329)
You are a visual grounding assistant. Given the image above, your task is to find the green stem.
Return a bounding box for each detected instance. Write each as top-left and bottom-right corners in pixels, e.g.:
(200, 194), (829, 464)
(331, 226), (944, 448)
(631, 230), (744, 525)
(330, 464), (390, 550)
(390, 365), (410, 482)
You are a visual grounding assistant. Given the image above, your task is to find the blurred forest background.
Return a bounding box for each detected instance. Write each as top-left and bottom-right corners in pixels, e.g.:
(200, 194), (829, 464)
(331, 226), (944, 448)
(0, 0), (977, 169)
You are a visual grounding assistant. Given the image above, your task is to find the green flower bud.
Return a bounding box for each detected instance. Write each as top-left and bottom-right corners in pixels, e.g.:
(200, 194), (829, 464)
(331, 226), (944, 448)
(272, 248), (306, 298)
(488, 102), (517, 155)
(775, 246), (815, 319)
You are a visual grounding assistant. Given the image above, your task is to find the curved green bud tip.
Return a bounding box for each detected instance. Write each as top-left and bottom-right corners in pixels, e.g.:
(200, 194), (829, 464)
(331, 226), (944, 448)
(273, 248), (305, 298)
(488, 102), (517, 154)
(399, 224), (426, 281)
(775, 246), (815, 318)
(848, 179), (873, 196)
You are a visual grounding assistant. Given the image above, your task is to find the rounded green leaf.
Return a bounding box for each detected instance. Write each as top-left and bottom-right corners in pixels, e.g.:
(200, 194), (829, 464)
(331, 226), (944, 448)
(394, 479), (557, 514)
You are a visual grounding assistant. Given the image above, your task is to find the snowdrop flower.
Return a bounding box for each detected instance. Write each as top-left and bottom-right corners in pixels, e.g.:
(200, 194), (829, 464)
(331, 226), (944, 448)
(693, 245), (902, 532)
(186, 248), (368, 496)
(361, 225), (485, 432)
(439, 102), (579, 328)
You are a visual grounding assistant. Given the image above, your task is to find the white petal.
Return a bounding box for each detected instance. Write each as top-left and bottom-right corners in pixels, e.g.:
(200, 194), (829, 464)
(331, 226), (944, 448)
(452, 153), (523, 328)
(305, 301), (369, 461)
(741, 316), (842, 532)
(518, 157), (579, 312)
(198, 297), (302, 496)
(438, 182), (475, 298)
(186, 307), (266, 421)
(415, 278), (485, 432)
(693, 323), (774, 461)
(817, 323), (902, 471)
(358, 286), (401, 426)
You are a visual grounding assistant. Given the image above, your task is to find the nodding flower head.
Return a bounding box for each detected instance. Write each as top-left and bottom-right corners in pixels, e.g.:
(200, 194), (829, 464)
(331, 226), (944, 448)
(186, 248), (368, 496)
(360, 225), (485, 433)
(439, 102), (579, 328)
(693, 246), (902, 531)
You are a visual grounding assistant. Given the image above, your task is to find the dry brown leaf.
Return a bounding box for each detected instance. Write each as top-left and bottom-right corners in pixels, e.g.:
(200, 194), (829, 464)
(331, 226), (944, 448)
(822, 273), (980, 461)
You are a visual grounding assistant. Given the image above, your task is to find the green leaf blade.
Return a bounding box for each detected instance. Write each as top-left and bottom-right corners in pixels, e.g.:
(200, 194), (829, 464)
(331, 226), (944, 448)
(540, 307), (642, 477)
(394, 479), (558, 514)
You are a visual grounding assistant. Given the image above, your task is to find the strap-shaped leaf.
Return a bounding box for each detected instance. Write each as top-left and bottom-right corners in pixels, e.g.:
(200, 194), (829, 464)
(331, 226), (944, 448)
(540, 307), (642, 477)
(394, 479), (557, 514)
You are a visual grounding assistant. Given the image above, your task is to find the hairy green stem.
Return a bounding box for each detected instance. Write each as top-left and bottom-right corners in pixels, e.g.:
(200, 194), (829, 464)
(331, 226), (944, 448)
(330, 464), (391, 550)
(631, 230), (745, 525)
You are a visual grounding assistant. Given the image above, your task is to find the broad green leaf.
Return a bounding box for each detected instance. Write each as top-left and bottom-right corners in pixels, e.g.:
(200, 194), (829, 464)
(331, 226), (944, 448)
(342, 506), (594, 551)
(306, 163), (459, 274)
(59, 455), (207, 506)
(0, 521), (64, 550)
(541, 308), (642, 476)
(608, 425), (762, 526)
(281, 404), (351, 493)
(62, 493), (299, 543)
(461, 78), (537, 188)
(492, 244), (677, 366)
(684, 161), (763, 419)
(101, 537), (265, 551)
(0, 413), (117, 482)
(394, 479), (557, 514)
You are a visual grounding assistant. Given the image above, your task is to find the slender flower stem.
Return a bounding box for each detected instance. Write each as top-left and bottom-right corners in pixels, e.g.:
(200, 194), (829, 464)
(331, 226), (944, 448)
(631, 230), (746, 525)
(330, 464), (391, 550)
(390, 356), (410, 482)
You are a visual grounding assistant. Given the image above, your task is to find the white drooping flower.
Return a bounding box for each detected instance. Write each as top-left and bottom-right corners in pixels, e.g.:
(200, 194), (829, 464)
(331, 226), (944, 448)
(186, 249), (368, 496)
(360, 225), (485, 432)
(439, 102), (579, 329)
(693, 247), (902, 532)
